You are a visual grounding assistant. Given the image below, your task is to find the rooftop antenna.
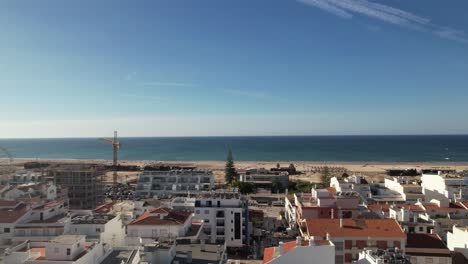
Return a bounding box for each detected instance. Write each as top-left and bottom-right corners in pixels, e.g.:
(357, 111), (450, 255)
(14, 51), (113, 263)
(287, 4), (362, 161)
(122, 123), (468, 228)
(99, 131), (122, 187)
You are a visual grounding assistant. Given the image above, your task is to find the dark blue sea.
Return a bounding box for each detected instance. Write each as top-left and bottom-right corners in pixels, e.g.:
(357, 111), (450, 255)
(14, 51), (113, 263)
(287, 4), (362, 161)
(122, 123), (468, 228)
(0, 136), (467, 162)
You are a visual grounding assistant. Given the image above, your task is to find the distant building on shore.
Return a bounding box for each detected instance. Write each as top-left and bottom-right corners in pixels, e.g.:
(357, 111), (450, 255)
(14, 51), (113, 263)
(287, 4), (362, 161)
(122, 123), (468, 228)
(134, 169), (214, 198)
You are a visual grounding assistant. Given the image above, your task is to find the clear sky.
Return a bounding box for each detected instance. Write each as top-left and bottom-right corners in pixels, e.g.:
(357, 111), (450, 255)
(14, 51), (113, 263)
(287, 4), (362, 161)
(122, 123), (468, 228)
(1, 0), (468, 138)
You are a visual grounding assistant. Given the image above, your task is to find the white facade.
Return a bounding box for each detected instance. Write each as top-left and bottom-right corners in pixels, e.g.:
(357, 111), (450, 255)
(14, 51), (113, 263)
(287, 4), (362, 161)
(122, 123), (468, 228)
(421, 171), (468, 201)
(69, 213), (126, 247)
(3, 236), (110, 264)
(447, 225), (468, 259)
(135, 170), (214, 198)
(194, 193), (246, 247)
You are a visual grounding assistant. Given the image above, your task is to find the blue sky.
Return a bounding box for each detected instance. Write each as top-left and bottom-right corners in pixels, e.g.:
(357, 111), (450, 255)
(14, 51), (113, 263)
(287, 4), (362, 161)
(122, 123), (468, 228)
(1, 0), (468, 137)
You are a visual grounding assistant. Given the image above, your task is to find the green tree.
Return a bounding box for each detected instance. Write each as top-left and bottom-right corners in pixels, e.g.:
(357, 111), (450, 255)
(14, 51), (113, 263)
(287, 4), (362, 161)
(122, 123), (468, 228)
(225, 149), (237, 184)
(271, 179), (284, 193)
(233, 181), (255, 194)
(321, 166), (332, 187)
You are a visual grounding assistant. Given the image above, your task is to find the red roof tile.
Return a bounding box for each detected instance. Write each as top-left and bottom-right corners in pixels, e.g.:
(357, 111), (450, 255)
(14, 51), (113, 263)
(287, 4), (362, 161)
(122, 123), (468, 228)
(306, 218), (406, 238)
(406, 233), (447, 249)
(0, 200), (19, 207)
(263, 247), (275, 263)
(93, 202), (115, 214)
(129, 208), (191, 226)
(0, 204), (29, 223)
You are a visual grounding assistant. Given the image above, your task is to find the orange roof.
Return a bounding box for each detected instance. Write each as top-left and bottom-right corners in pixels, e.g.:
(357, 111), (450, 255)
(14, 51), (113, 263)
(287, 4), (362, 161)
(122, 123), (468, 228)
(93, 202), (115, 214)
(306, 218), (406, 238)
(0, 204), (29, 223)
(263, 247), (275, 264)
(0, 200), (19, 207)
(367, 204), (391, 212)
(423, 202), (467, 211)
(325, 187), (336, 193)
(129, 207), (191, 226)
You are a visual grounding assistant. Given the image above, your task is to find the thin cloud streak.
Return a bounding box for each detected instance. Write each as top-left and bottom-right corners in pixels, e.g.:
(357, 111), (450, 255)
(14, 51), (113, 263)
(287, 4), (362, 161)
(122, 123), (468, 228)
(298, 0), (468, 43)
(140, 82), (198, 87)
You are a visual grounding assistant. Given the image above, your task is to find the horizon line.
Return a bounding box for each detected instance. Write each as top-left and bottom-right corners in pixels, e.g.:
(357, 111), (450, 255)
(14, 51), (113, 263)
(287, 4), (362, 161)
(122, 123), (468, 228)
(1, 133), (468, 140)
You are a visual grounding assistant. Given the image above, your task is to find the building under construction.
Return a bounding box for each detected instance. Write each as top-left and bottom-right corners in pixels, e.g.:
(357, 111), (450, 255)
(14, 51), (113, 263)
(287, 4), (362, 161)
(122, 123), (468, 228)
(47, 163), (105, 209)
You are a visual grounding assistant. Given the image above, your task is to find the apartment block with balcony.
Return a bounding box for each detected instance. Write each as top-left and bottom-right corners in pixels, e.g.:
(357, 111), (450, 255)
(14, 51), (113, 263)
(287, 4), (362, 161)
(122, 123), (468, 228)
(193, 190), (247, 247)
(135, 170), (214, 198)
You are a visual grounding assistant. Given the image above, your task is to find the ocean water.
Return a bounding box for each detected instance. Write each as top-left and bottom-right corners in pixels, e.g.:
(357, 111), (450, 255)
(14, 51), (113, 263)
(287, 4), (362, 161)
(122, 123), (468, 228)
(0, 136), (467, 162)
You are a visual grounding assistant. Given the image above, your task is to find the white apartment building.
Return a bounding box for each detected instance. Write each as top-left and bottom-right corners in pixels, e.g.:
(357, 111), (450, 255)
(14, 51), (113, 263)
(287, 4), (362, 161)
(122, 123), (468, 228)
(135, 170), (214, 198)
(3, 235), (110, 264)
(127, 207), (192, 246)
(11, 171), (45, 184)
(384, 177), (424, 202)
(194, 191), (247, 247)
(69, 213), (126, 247)
(421, 170), (468, 201)
(447, 225), (468, 259)
(330, 175), (371, 200)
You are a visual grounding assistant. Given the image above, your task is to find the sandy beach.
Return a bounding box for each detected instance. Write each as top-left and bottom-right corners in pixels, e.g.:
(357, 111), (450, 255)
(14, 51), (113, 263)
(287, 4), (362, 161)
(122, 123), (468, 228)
(9, 159), (468, 185)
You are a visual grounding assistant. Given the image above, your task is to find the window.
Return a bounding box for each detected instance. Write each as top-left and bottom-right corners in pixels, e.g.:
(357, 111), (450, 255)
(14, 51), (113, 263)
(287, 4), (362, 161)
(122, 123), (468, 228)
(424, 257), (433, 263)
(195, 210), (200, 214)
(96, 228), (101, 232)
(4, 228), (10, 233)
(54, 247), (59, 253)
(66, 248), (71, 255)
(204, 210), (209, 214)
(419, 226), (424, 232)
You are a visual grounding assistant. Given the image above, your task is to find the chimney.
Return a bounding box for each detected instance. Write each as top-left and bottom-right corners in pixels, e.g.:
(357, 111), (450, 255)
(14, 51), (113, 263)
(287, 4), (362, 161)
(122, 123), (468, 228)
(326, 232), (330, 240)
(187, 251), (192, 264)
(279, 241), (284, 255)
(200, 239), (206, 251)
(296, 236), (302, 246)
(309, 237), (315, 246)
(340, 217), (343, 228)
(331, 208), (334, 219)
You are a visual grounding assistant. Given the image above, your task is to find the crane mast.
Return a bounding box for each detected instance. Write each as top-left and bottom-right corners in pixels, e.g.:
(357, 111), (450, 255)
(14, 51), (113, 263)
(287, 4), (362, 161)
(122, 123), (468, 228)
(99, 131), (121, 186)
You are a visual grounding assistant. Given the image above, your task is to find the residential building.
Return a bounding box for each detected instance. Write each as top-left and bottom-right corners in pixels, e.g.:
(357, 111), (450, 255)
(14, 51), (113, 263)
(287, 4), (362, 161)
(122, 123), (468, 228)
(69, 213), (126, 247)
(384, 176), (424, 203)
(447, 225), (468, 259)
(357, 249), (410, 264)
(239, 171), (289, 190)
(406, 233), (452, 264)
(3, 235), (110, 264)
(194, 190), (248, 247)
(421, 170), (468, 201)
(11, 171), (45, 184)
(135, 169), (214, 198)
(330, 175), (371, 200)
(263, 237), (335, 264)
(127, 207), (192, 245)
(305, 218), (406, 264)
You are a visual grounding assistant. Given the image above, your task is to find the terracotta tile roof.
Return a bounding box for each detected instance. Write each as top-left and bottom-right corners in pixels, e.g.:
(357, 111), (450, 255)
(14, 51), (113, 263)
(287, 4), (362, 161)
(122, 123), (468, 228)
(306, 218), (406, 238)
(0, 203), (29, 223)
(93, 202), (115, 214)
(406, 233), (447, 249)
(263, 247), (275, 263)
(0, 200), (19, 207)
(422, 202), (467, 211)
(367, 204), (391, 213)
(129, 208), (191, 226)
(325, 187), (336, 193)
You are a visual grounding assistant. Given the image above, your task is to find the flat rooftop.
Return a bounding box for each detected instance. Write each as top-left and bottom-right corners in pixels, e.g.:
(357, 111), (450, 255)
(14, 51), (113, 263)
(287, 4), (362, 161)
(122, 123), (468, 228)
(173, 243), (224, 264)
(50, 235), (84, 244)
(71, 214), (116, 224)
(100, 248), (139, 264)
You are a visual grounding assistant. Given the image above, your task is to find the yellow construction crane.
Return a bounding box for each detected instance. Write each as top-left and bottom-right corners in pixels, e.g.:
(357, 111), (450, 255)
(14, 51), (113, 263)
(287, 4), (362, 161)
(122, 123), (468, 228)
(99, 131), (121, 186)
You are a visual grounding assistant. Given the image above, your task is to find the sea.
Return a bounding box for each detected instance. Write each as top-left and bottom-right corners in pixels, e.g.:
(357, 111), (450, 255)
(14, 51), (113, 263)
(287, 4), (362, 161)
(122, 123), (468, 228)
(0, 135), (468, 162)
